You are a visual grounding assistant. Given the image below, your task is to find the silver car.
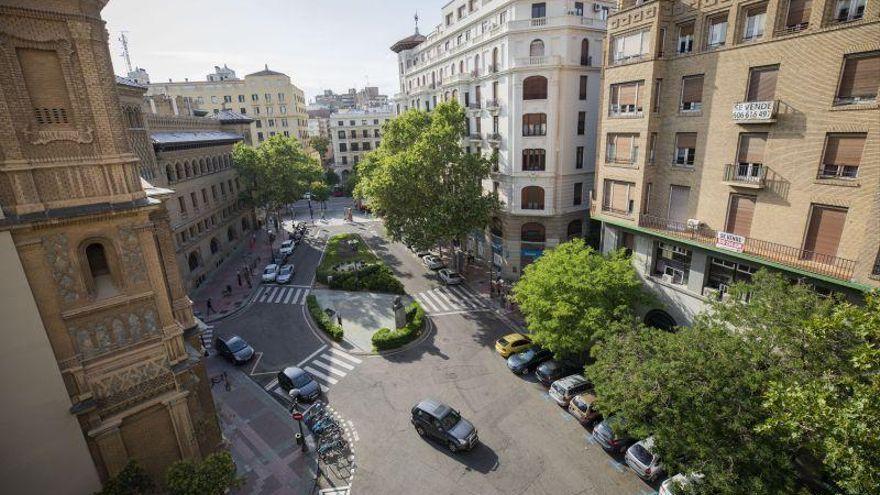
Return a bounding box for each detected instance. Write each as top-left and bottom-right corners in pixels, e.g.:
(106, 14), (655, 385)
(625, 436), (664, 481)
(438, 268), (462, 285)
(422, 254), (444, 270)
(261, 263), (279, 283)
(276, 264), (294, 284)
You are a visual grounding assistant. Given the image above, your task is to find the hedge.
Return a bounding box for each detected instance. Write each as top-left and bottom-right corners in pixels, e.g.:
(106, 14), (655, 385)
(306, 295), (343, 341)
(316, 234), (405, 294)
(372, 301), (425, 351)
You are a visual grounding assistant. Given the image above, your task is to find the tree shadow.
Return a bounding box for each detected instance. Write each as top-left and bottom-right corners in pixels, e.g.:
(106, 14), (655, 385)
(378, 319), (450, 364)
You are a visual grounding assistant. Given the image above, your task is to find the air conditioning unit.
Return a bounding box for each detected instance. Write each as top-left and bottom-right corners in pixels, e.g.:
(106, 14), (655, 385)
(593, 4), (603, 12)
(686, 218), (701, 229)
(661, 273), (674, 284)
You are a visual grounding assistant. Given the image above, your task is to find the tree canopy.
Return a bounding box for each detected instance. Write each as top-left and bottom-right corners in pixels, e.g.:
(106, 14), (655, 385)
(310, 135), (330, 162)
(355, 101), (497, 249)
(232, 135), (322, 210)
(511, 240), (647, 358)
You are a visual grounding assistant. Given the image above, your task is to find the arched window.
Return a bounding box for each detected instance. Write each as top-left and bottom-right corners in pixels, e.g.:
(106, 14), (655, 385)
(85, 242), (117, 298)
(209, 238), (220, 254)
(521, 186), (545, 210)
(522, 149), (546, 171)
(567, 219), (583, 240)
(452, 89), (458, 102)
(444, 91), (450, 101)
(184, 161), (192, 178)
(188, 251), (201, 271)
(166, 164), (174, 183)
(199, 160), (206, 174)
(450, 63), (456, 75)
(459, 60), (464, 74)
(521, 222), (546, 243)
(473, 54), (480, 75)
(491, 217), (503, 238)
(175, 163), (183, 180)
(529, 39), (545, 57)
(212, 157), (219, 170)
(523, 76), (548, 100)
(580, 39), (590, 66)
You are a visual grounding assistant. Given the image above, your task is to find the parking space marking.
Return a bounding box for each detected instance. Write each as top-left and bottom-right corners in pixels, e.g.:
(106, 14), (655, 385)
(248, 352), (264, 375)
(304, 366), (339, 385)
(560, 411), (573, 422)
(608, 460), (626, 473)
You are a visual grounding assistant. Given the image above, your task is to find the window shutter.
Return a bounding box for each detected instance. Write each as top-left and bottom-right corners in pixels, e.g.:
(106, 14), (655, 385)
(618, 82), (639, 106)
(824, 134), (866, 165)
(747, 66), (778, 101)
(804, 206), (847, 257)
(681, 76), (703, 103)
(839, 53), (880, 98)
(785, 0), (811, 27)
(725, 194), (756, 237)
(614, 134), (634, 160)
(676, 133), (697, 149)
(611, 182), (629, 211)
(737, 133), (767, 163)
(667, 185), (690, 223)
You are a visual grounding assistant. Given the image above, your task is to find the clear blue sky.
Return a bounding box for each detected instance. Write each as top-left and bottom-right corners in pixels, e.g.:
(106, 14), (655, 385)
(103, 0), (440, 101)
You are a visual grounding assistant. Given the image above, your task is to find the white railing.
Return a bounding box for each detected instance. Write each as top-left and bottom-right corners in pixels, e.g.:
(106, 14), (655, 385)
(508, 15), (605, 31)
(514, 55), (562, 67)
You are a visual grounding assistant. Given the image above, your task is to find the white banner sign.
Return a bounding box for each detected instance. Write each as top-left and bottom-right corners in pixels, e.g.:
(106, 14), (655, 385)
(716, 231), (745, 253)
(732, 101), (775, 121)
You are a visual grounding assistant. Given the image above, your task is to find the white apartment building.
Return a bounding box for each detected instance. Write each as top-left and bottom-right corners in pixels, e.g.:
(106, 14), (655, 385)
(391, 0), (612, 278)
(329, 107), (394, 180)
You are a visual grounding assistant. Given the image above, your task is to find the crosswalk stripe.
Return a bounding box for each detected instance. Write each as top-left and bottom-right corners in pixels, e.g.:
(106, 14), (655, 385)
(254, 286), (266, 301)
(291, 288), (303, 304)
(301, 289), (310, 303)
(264, 378), (278, 390)
(422, 290), (448, 312)
(327, 348), (362, 364)
(283, 288), (295, 304)
(260, 287), (275, 302)
(433, 288), (460, 311)
(446, 287), (476, 309)
(320, 354), (355, 370)
(309, 359), (347, 377)
(449, 286), (482, 308)
(304, 366), (339, 385)
(415, 293), (438, 312)
(273, 288), (286, 303)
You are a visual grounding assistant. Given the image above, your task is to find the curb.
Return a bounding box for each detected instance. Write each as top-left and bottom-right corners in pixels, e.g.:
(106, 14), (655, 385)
(201, 284), (263, 324)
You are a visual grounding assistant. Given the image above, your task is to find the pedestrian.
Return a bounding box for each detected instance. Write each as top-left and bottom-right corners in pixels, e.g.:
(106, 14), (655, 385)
(206, 298), (214, 317)
(337, 314), (342, 327)
(237, 272), (242, 287)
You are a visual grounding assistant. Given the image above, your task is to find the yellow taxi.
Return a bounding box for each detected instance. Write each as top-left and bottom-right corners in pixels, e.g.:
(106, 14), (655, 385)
(495, 332), (533, 358)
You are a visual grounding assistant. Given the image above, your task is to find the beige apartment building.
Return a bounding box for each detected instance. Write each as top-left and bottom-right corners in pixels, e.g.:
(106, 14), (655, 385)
(592, 0), (879, 328)
(147, 65), (309, 146)
(329, 107), (394, 180)
(0, 1), (222, 491)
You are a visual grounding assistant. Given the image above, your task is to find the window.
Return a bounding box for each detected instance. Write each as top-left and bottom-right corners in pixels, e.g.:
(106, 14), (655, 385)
(706, 13), (728, 49)
(642, 182), (653, 214)
(736, 133), (768, 180)
(458, 5), (466, 18)
(446, 13), (453, 25)
(784, 0), (812, 31)
(350, 130), (357, 138)
(741, 5), (766, 42)
(278, 92), (285, 101)
(819, 133), (866, 179)
(574, 1), (584, 15)
(268, 119), (275, 127)
(280, 105), (287, 114)
(354, 156), (360, 165)
(254, 107), (260, 115)
(223, 95), (232, 103)
(521, 186), (545, 209)
(349, 120), (355, 126)
(602, 179), (635, 214)
(612, 30), (649, 63)
(281, 118), (288, 127)
(363, 142), (371, 151)
(677, 22), (694, 54)
(576, 146), (584, 169)
(674, 133), (697, 167)
(211, 185), (217, 200)
(339, 143), (347, 152)
(577, 111), (586, 135)
(531, 2), (546, 18)
(667, 185), (691, 223)
(529, 39), (545, 57)
(374, 129), (381, 138)
(834, 0), (865, 22)
(579, 75), (588, 100)
(654, 242), (692, 285)
(85, 243), (115, 296)
(835, 51), (879, 105)
(257, 131), (264, 141)
(652, 79), (662, 112)
(580, 39), (591, 65)
(255, 120), (262, 128)
(267, 107), (273, 115)
(190, 191), (198, 208)
(648, 132), (658, 164)
(803, 205), (847, 259)
(523, 76), (548, 99)
(573, 182), (583, 206)
(725, 194), (757, 237)
(362, 129), (369, 138)
(373, 119), (379, 125)
(522, 114), (545, 137)
(746, 65), (778, 101)
(238, 95), (245, 102)
(680, 75), (704, 111)
(606, 133), (639, 164)
(240, 107), (247, 114)
(283, 131), (289, 137)
(351, 142), (360, 152)
(522, 149), (546, 171)
(341, 156), (348, 165)
(609, 81), (644, 116)
(211, 96), (218, 104)
(264, 93), (272, 102)
(705, 257), (757, 296)
(338, 130), (345, 139)
(521, 222), (546, 243)
(338, 121), (344, 126)
(178, 196), (187, 213)
(251, 94), (259, 101)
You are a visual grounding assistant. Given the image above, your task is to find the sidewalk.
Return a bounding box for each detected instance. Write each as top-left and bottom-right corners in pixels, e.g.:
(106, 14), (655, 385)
(436, 250), (527, 328)
(205, 357), (320, 495)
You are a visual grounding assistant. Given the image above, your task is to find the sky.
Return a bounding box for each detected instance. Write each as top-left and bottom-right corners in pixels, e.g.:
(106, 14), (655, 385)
(102, 0), (441, 102)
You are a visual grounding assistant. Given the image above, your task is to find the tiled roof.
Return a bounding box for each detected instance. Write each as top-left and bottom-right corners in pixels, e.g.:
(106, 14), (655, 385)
(391, 32), (426, 53)
(115, 75), (146, 89)
(151, 131), (244, 146)
(211, 109), (253, 124)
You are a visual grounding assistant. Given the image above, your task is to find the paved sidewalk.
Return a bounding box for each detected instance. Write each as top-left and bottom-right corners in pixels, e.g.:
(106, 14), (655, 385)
(205, 357), (320, 495)
(436, 252), (527, 328)
(311, 289), (410, 352)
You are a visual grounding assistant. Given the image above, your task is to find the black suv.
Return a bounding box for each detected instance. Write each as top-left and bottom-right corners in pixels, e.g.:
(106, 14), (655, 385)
(411, 399), (478, 452)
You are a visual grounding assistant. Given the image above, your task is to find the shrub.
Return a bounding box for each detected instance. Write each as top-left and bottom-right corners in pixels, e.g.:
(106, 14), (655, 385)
(316, 234), (405, 294)
(306, 295), (343, 341)
(165, 451), (243, 495)
(95, 460), (155, 495)
(372, 301), (425, 351)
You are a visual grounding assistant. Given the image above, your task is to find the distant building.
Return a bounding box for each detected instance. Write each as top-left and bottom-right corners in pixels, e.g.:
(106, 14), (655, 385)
(147, 65), (309, 145)
(314, 86), (389, 110)
(329, 107), (394, 180)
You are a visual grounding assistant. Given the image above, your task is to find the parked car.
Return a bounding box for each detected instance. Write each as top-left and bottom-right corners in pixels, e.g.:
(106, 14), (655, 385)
(568, 392), (602, 427)
(506, 346), (552, 374)
(438, 268), (463, 285)
(535, 359), (583, 386)
(422, 254), (444, 270)
(276, 264), (295, 284)
(276, 366), (321, 402)
(659, 473), (705, 495)
(494, 332), (533, 358)
(261, 263), (280, 283)
(414, 249), (432, 258)
(214, 335), (255, 364)
(279, 239), (296, 256)
(626, 436), (664, 481)
(549, 374), (591, 407)
(592, 416), (635, 454)
(411, 399), (479, 452)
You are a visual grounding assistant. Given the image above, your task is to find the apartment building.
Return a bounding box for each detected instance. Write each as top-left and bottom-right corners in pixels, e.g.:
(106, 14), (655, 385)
(592, 0), (879, 328)
(146, 65), (309, 146)
(315, 86), (390, 110)
(391, 0), (613, 278)
(329, 107), (394, 180)
(118, 83), (257, 291)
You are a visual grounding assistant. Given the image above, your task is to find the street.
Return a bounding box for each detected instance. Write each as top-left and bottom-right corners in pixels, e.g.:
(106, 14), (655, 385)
(211, 197), (654, 495)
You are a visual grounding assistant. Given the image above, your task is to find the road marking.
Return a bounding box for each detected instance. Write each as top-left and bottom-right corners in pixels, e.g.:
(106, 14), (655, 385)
(432, 288), (461, 311)
(327, 348), (362, 364)
(254, 286), (266, 300)
(291, 288), (303, 304)
(422, 290), (448, 311)
(415, 293), (438, 312)
(300, 289), (310, 303)
(296, 344), (329, 368)
(261, 287), (275, 302)
(428, 309), (493, 317)
(319, 384), (329, 393)
(248, 352), (264, 375)
(272, 288), (286, 303)
(309, 359), (347, 377)
(320, 354), (355, 370)
(608, 460), (626, 473)
(283, 289), (295, 304)
(304, 366), (339, 385)
(264, 378), (278, 390)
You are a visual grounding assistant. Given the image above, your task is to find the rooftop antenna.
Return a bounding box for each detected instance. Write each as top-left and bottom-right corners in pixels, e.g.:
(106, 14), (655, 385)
(118, 31), (133, 74)
(414, 12), (420, 34)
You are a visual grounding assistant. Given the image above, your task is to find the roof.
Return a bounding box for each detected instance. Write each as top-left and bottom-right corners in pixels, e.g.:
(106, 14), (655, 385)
(151, 131), (244, 147)
(391, 32), (426, 53)
(115, 75), (146, 89)
(211, 108), (253, 124)
(246, 64), (286, 77)
(415, 399), (451, 419)
(140, 177), (174, 198)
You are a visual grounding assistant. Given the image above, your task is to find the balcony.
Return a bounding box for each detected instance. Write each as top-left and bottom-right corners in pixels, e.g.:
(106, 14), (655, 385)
(514, 55), (562, 68)
(508, 14), (605, 31)
(580, 55), (593, 66)
(487, 133), (502, 145)
(468, 132), (483, 143)
(447, 72), (474, 85)
(723, 163), (767, 188)
(608, 104), (644, 118)
(467, 102), (482, 115)
(732, 100), (778, 124)
(485, 99), (500, 114)
(637, 214), (857, 281)
(610, 53), (649, 66)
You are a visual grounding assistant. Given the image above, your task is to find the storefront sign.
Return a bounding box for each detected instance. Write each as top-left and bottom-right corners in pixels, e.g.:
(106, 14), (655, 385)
(521, 248), (544, 259)
(716, 231), (745, 253)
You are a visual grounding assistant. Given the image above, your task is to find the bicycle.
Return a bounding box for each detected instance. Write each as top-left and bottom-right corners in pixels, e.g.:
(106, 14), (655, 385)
(317, 426), (344, 441)
(312, 418), (340, 435)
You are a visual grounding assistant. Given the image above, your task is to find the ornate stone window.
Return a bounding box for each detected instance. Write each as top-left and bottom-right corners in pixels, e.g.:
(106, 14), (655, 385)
(82, 240), (120, 299)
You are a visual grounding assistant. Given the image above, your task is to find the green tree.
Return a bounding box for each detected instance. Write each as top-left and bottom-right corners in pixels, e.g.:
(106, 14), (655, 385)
(324, 169), (340, 186)
(95, 460), (155, 495)
(510, 240), (647, 358)
(355, 101), (497, 250)
(310, 135), (330, 164)
(165, 451), (243, 495)
(232, 135), (322, 213)
(310, 180), (330, 210)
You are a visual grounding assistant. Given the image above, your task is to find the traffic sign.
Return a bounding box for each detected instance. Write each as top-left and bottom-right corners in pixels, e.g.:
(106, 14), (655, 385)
(292, 412), (303, 421)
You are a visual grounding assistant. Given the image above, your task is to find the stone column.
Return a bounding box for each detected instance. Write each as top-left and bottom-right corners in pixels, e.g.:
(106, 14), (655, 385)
(90, 421), (128, 477)
(163, 392), (201, 461)
(150, 209), (195, 330)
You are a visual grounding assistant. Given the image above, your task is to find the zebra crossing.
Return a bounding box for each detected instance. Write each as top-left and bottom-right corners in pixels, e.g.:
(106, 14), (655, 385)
(254, 285), (311, 305)
(413, 285), (491, 315)
(266, 345), (363, 395)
